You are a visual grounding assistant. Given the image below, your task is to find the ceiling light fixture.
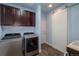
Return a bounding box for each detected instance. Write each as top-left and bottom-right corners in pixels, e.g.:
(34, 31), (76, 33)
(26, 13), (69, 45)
(48, 4), (52, 7)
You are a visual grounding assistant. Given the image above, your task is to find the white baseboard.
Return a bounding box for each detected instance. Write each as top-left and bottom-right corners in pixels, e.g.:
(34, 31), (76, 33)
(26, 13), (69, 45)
(45, 42), (52, 47)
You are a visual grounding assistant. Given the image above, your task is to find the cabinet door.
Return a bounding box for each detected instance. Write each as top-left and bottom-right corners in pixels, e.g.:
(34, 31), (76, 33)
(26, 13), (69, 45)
(30, 12), (35, 26)
(20, 10), (30, 26)
(14, 8), (21, 26)
(4, 5), (15, 25)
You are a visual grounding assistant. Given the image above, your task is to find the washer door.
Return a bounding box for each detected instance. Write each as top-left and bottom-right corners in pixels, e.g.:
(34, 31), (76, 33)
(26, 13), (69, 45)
(26, 37), (38, 52)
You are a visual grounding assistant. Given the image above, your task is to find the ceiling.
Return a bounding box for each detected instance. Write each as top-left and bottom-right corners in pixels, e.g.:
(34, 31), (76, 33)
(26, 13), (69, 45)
(5, 3), (75, 13)
(40, 3), (64, 13)
(13, 3), (65, 13)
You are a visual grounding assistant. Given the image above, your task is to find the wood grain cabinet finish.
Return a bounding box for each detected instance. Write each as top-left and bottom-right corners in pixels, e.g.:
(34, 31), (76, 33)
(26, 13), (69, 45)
(19, 10), (35, 26)
(20, 10), (30, 26)
(0, 4), (35, 26)
(30, 12), (35, 26)
(14, 8), (21, 26)
(0, 5), (4, 25)
(4, 5), (15, 25)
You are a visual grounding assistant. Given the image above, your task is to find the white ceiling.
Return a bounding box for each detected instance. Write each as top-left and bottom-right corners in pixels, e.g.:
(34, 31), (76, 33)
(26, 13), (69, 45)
(13, 3), (65, 13)
(40, 3), (64, 13)
(6, 3), (75, 13)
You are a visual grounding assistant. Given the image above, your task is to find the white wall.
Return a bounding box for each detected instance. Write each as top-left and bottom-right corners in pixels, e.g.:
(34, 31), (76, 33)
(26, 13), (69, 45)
(41, 13), (47, 44)
(46, 13), (53, 45)
(2, 26), (35, 37)
(34, 5), (41, 52)
(68, 4), (79, 43)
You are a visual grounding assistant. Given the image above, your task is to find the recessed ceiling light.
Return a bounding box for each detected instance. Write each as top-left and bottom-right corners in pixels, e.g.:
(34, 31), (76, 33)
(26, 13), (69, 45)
(48, 4), (52, 7)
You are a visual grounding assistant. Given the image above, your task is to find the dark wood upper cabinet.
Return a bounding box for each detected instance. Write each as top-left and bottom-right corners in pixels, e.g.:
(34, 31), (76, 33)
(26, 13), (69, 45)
(0, 4), (35, 26)
(20, 11), (35, 26)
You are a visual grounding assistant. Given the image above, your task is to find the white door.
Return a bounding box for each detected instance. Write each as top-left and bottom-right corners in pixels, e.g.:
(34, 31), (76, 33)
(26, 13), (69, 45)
(52, 9), (67, 52)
